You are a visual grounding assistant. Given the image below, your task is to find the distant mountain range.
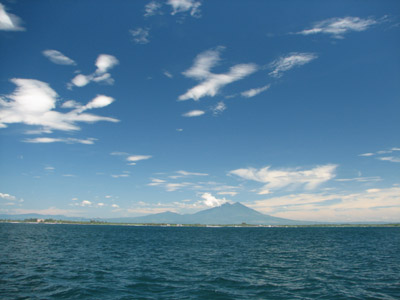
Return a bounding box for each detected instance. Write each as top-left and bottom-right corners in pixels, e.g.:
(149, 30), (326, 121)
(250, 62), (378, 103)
(0, 202), (316, 225)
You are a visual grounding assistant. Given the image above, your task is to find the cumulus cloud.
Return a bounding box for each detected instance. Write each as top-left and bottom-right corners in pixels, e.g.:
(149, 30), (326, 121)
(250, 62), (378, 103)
(80, 200), (92, 207)
(182, 110), (205, 117)
(0, 3), (24, 31)
(69, 54), (119, 88)
(179, 48), (257, 101)
(297, 16), (377, 38)
(269, 53), (317, 78)
(23, 137), (97, 144)
(0, 192), (16, 201)
(130, 27), (150, 44)
(167, 0), (201, 17)
(241, 84), (271, 98)
(230, 164), (337, 194)
(0, 78), (119, 133)
(144, 1), (163, 16)
(95, 54), (119, 73)
(42, 50), (76, 65)
(201, 192), (228, 207)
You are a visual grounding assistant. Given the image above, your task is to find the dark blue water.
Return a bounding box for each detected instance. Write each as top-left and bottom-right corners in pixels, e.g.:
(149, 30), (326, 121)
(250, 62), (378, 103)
(1, 224), (399, 299)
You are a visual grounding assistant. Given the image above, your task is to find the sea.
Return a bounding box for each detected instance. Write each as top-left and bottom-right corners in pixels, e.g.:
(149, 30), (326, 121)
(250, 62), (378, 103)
(1, 223), (399, 299)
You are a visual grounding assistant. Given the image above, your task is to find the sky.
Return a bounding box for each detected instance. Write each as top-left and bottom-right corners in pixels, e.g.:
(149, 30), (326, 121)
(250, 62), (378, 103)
(0, 0), (399, 222)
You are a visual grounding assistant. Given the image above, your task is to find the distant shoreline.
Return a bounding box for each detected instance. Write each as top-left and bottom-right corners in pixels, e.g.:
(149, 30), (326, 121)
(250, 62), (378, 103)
(1, 220), (399, 228)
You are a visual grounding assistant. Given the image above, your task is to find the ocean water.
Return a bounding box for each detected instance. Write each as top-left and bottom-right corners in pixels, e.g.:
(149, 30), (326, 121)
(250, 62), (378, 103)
(1, 224), (399, 299)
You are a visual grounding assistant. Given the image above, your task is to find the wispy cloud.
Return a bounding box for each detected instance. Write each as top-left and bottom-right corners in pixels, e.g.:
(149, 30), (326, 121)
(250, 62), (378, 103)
(182, 110), (205, 117)
(269, 53), (317, 78)
(163, 70), (173, 78)
(359, 147), (400, 163)
(359, 152), (374, 157)
(169, 170), (208, 179)
(378, 157), (400, 163)
(335, 176), (381, 182)
(249, 187), (400, 222)
(167, 0), (201, 17)
(130, 27), (150, 44)
(179, 48), (257, 101)
(0, 3), (24, 31)
(230, 164), (337, 194)
(24, 137), (97, 144)
(69, 54), (119, 88)
(297, 16), (377, 39)
(144, 1), (163, 17)
(42, 50), (76, 65)
(0, 79), (119, 133)
(241, 84), (271, 98)
(211, 101), (226, 116)
(127, 155), (152, 163)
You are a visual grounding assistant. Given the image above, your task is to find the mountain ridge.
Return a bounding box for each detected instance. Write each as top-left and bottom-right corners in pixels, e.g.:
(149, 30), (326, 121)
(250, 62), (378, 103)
(0, 202), (316, 225)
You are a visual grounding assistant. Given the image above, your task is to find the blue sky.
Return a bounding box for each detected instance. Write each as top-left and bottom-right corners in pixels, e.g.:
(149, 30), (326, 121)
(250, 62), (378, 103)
(0, 0), (399, 222)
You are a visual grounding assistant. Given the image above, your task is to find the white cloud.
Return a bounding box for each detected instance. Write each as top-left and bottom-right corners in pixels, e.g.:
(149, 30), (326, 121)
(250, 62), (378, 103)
(81, 95), (115, 110)
(0, 192), (16, 201)
(111, 204), (120, 208)
(179, 48), (257, 101)
(42, 50), (76, 65)
(111, 174), (130, 178)
(359, 152), (374, 157)
(378, 156), (400, 163)
(249, 187), (400, 222)
(0, 78), (118, 133)
(230, 164), (337, 194)
(95, 54), (119, 73)
(359, 147), (400, 163)
(70, 54), (119, 88)
(80, 200), (92, 207)
(0, 3), (24, 31)
(298, 17), (377, 38)
(218, 191), (238, 196)
(182, 110), (205, 117)
(335, 176), (381, 182)
(211, 101), (226, 116)
(23, 137), (97, 144)
(165, 183), (190, 192)
(167, 0), (201, 17)
(241, 84), (271, 98)
(144, 1), (163, 17)
(177, 170), (208, 177)
(71, 74), (90, 87)
(201, 192), (228, 207)
(163, 71), (173, 78)
(269, 53), (317, 78)
(130, 27), (150, 44)
(169, 170), (208, 179)
(127, 155), (152, 162)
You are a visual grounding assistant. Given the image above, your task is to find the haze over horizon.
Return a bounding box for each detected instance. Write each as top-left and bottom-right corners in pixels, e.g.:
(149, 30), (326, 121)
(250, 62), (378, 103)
(1, 1), (399, 222)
